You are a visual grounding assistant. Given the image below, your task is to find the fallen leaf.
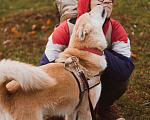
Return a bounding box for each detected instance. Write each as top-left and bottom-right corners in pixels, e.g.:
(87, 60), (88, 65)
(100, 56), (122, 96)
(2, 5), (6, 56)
(46, 19), (51, 25)
(28, 31), (36, 35)
(0, 52), (2, 56)
(41, 26), (48, 32)
(33, 43), (37, 48)
(4, 27), (8, 32)
(131, 52), (137, 59)
(3, 40), (11, 45)
(37, 13), (43, 18)
(31, 24), (37, 30)
(11, 27), (18, 34)
(1, 17), (5, 22)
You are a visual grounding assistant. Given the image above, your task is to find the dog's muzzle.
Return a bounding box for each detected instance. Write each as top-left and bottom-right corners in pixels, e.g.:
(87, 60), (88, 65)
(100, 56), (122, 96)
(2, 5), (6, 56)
(97, 4), (106, 18)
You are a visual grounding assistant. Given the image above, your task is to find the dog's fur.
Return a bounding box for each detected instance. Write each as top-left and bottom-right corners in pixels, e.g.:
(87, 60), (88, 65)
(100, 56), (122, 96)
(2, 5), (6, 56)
(0, 5), (107, 120)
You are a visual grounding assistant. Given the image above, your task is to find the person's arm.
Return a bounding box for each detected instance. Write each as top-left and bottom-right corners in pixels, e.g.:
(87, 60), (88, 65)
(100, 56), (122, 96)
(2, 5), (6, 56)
(104, 49), (134, 81)
(39, 21), (70, 65)
(103, 20), (135, 81)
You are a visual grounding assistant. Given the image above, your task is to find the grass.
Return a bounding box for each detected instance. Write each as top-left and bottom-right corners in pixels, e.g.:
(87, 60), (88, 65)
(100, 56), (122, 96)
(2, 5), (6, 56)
(0, 0), (150, 119)
(0, 0), (54, 15)
(0, 0), (58, 64)
(112, 0), (150, 119)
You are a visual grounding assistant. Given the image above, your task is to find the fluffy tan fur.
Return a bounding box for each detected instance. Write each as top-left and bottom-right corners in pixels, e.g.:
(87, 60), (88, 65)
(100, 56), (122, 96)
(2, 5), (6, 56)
(0, 5), (107, 120)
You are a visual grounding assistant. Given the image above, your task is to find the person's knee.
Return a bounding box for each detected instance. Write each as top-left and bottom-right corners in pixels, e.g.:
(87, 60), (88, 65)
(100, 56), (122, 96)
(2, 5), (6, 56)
(96, 80), (129, 111)
(115, 80), (129, 99)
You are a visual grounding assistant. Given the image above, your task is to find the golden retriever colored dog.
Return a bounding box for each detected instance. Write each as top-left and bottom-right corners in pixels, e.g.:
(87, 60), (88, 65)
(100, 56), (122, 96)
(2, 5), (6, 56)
(0, 5), (107, 120)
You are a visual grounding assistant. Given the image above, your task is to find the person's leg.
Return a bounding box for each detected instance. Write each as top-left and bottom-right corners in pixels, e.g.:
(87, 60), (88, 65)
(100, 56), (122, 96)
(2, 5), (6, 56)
(96, 78), (128, 119)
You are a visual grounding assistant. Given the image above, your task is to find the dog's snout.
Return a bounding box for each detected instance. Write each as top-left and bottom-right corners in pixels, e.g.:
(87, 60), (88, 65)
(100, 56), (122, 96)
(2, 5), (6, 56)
(102, 8), (105, 18)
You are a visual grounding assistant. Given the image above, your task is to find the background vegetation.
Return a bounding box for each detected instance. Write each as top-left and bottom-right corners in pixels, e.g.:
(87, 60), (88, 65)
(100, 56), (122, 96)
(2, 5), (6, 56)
(0, 0), (149, 119)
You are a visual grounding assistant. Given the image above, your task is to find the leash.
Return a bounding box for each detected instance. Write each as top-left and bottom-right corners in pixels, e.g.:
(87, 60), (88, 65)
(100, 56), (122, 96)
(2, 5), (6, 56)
(64, 56), (97, 120)
(77, 71), (97, 120)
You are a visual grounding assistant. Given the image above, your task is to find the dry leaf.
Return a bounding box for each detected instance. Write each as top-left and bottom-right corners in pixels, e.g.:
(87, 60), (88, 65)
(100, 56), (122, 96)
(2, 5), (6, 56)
(31, 24), (37, 30)
(28, 31), (36, 35)
(33, 43), (37, 48)
(37, 13), (43, 18)
(46, 19), (51, 25)
(0, 52), (2, 56)
(3, 40), (11, 45)
(41, 26), (48, 32)
(2, 17), (5, 22)
(131, 52), (137, 59)
(4, 27), (8, 32)
(11, 27), (18, 34)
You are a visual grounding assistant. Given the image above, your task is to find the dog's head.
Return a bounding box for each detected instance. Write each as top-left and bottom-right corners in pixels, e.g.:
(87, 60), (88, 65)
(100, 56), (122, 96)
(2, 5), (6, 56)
(69, 5), (107, 50)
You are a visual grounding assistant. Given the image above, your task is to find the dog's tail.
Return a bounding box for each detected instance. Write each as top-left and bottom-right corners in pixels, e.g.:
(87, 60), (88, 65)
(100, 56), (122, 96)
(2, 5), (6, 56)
(0, 59), (57, 92)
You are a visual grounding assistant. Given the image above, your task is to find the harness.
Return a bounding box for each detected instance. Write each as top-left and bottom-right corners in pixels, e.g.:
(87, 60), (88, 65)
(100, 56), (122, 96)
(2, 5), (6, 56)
(64, 56), (101, 120)
(64, 56), (101, 97)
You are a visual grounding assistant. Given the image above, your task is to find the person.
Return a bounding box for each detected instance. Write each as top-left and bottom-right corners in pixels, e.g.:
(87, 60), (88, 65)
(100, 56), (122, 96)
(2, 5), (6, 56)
(40, 0), (135, 120)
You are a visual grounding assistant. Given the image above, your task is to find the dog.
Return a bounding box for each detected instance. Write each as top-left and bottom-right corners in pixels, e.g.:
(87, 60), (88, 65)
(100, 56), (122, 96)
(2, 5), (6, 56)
(0, 5), (107, 120)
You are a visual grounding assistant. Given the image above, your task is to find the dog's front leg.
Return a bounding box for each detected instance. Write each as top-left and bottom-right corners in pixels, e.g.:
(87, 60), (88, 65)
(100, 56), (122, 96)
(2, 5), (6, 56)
(0, 108), (6, 120)
(75, 92), (92, 120)
(77, 110), (92, 120)
(65, 111), (77, 120)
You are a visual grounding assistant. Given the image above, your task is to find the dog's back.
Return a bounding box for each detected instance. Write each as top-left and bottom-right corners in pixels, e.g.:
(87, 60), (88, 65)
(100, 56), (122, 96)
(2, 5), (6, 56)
(0, 61), (80, 120)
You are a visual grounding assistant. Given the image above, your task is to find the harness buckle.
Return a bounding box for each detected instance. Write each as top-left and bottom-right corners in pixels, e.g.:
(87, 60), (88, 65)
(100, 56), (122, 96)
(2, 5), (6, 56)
(77, 69), (84, 76)
(70, 56), (84, 75)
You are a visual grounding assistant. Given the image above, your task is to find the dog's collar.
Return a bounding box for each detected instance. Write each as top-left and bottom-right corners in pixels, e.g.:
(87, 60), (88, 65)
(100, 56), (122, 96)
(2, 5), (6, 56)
(77, 48), (103, 56)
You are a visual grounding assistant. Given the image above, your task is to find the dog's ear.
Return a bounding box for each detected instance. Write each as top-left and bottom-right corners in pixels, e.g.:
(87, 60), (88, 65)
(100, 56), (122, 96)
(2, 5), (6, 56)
(77, 24), (92, 41)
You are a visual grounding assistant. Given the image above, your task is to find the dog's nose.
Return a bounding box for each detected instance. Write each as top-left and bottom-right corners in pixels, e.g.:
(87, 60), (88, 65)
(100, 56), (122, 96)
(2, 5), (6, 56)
(102, 8), (105, 17)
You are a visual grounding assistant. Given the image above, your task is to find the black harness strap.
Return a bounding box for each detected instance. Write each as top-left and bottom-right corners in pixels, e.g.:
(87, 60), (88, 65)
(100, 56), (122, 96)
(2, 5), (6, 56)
(71, 72), (82, 99)
(78, 71), (97, 120)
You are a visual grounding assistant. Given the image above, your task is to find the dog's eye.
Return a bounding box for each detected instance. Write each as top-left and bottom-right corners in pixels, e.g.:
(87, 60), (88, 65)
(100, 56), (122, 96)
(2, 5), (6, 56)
(102, 9), (105, 17)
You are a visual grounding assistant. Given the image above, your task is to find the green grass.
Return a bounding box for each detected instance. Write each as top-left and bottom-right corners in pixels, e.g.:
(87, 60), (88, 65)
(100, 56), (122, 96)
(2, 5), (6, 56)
(0, 0), (54, 15)
(0, 0), (149, 119)
(0, 0), (58, 64)
(112, 0), (150, 119)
